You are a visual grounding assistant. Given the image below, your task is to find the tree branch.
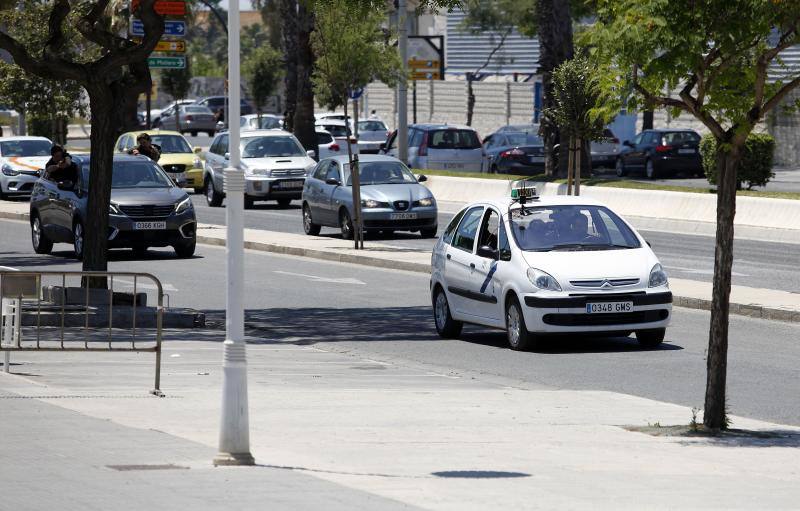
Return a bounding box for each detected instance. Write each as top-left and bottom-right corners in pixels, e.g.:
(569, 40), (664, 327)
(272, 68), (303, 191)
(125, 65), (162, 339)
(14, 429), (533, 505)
(0, 30), (84, 82)
(94, 0), (163, 75)
(761, 74), (800, 116)
(473, 29), (511, 77)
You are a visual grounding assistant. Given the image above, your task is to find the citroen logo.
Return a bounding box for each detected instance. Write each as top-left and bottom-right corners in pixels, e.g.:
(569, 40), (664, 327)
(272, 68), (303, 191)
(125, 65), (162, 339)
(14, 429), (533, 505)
(600, 279), (613, 289)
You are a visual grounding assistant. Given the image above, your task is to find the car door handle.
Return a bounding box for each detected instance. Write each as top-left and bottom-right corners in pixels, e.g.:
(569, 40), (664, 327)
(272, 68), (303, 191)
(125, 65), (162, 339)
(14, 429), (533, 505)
(470, 263), (476, 269)
(446, 254), (451, 260)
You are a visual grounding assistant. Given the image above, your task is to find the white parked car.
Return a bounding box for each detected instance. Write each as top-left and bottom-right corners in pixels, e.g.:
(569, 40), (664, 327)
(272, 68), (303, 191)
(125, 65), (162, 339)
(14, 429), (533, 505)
(316, 129), (348, 160)
(430, 185), (672, 350)
(0, 136), (53, 199)
(384, 124), (485, 172)
(203, 129), (316, 209)
(315, 119), (359, 155)
(241, 114), (283, 131)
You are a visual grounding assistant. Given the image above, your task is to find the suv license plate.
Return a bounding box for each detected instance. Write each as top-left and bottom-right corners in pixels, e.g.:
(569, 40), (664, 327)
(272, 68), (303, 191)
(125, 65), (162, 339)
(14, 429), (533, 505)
(390, 213), (418, 220)
(678, 148), (696, 154)
(134, 221), (166, 230)
(586, 302), (633, 314)
(276, 180), (304, 189)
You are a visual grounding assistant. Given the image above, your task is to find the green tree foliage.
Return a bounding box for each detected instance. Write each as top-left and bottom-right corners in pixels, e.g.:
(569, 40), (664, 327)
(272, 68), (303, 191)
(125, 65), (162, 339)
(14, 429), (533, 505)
(700, 133), (776, 190)
(544, 56), (608, 194)
(311, 0), (402, 110)
(244, 45), (283, 114)
(585, 0), (800, 431)
(161, 63), (192, 130)
(0, 1), (88, 143)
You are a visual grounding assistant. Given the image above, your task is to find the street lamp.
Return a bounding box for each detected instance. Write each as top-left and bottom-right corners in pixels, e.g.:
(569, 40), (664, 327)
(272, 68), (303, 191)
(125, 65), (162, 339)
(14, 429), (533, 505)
(213, 0), (254, 467)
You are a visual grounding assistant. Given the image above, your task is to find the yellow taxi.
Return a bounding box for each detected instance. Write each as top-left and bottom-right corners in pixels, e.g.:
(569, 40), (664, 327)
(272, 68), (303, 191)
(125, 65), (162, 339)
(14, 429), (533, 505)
(115, 130), (204, 192)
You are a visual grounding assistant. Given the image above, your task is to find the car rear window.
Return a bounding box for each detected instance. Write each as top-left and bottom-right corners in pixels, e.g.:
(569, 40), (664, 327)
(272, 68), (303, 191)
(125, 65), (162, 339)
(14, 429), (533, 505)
(358, 120), (387, 131)
(506, 133), (543, 146)
(428, 129), (481, 150)
(322, 124), (351, 138)
(661, 131), (700, 144)
(184, 106), (211, 114)
(316, 132), (334, 144)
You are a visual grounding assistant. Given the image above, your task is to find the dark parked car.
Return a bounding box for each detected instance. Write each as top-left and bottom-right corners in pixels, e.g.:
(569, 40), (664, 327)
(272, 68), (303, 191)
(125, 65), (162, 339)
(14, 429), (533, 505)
(616, 129), (703, 179)
(483, 131), (545, 174)
(30, 155), (197, 259)
(195, 96), (254, 117)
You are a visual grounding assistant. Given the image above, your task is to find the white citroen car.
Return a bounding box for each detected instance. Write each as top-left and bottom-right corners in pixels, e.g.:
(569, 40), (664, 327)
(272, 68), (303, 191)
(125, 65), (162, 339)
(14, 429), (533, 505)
(0, 136), (52, 199)
(430, 186), (672, 350)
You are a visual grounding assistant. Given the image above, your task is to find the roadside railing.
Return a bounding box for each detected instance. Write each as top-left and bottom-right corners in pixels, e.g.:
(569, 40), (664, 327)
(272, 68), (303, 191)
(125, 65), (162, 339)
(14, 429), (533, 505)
(0, 271), (164, 395)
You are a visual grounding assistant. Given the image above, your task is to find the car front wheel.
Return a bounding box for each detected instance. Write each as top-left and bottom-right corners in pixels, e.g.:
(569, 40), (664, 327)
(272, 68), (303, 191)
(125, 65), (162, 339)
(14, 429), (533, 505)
(645, 159), (658, 180)
(615, 158), (627, 177)
(205, 177), (223, 207)
(636, 328), (665, 348)
(433, 286), (462, 339)
(506, 296), (537, 351)
(72, 220), (85, 261)
(302, 204), (321, 235)
(173, 239), (196, 258)
(340, 209), (354, 240)
(31, 215), (53, 254)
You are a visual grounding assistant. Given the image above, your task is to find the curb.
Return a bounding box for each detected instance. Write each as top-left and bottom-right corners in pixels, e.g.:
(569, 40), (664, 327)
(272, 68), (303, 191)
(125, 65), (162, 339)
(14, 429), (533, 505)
(1, 210), (796, 324)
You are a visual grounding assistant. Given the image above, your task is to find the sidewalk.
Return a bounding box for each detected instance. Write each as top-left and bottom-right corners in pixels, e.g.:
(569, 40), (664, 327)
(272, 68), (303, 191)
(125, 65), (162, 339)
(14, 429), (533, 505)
(0, 199), (797, 322)
(1, 332), (799, 509)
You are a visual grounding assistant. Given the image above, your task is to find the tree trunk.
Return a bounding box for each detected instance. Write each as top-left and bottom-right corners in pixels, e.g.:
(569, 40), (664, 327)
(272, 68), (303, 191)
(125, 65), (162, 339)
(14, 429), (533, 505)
(466, 73), (475, 127)
(82, 87), (120, 285)
(280, 0), (298, 132)
(642, 109), (654, 130)
(294, 2), (317, 154)
(575, 137), (581, 196)
(566, 135), (574, 195)
(537, 0), (574, 177)
(703, 142), (743, 430)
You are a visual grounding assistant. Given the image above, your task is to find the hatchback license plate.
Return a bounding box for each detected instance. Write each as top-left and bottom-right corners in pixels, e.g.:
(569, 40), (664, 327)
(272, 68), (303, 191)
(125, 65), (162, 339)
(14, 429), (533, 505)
(586, 301), (633, 314)
(678, 148), (696, 154)
(529, 156), (545, 163)
(276, 180), (304, 189)
(443, 162), (465, 169)
(134, 221), (166, 230)
(390, 213), (418, 220)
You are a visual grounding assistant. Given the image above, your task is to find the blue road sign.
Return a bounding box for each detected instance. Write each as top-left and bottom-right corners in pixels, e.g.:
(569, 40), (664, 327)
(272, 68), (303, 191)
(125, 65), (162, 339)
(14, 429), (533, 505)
(348, 87), (364, 100)
(131, 19), (186, 38)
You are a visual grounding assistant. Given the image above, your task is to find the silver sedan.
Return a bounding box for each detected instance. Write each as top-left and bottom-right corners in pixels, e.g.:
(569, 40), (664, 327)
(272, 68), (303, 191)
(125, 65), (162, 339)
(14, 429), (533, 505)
(301, 155), (438, 239)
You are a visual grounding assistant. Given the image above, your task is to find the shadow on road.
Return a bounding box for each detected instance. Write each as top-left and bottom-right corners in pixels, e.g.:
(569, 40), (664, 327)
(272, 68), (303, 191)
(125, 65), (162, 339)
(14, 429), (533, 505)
(0, 248), (203, 268)
(201, 306), (683, 354)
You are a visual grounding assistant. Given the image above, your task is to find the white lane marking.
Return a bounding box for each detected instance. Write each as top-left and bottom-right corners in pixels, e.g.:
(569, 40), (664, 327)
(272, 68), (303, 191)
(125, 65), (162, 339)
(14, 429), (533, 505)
(0, 266), (19, 271)
(115, 278), (179, 292)
(273, 270), (365, 285)
(664, 265), (749, 277)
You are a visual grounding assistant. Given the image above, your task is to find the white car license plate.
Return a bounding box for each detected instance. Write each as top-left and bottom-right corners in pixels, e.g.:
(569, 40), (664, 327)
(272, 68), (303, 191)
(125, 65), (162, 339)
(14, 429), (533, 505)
(390, 213), (418, 220)
(585, 302), (633, 314)
(276, 180), (304, 189)
(442, 162), (465, 169)
(134, 221), (166, 230)
(678, 148), (696, 154)
(529, 156), (545, 163)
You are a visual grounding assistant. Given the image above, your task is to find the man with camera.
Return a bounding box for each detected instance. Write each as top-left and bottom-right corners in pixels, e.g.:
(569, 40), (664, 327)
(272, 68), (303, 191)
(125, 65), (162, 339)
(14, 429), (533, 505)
(44, 144), (79, 188)
(128, 132), (161, 162)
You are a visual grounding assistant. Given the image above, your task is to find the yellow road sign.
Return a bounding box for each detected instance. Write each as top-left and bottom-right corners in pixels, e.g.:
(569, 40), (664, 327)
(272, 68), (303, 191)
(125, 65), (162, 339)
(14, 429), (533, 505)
(154, 40), (186, 53)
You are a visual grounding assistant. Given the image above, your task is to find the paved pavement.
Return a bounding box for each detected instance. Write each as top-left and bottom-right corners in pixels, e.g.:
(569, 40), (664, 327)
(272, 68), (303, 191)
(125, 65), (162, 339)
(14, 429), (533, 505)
(2, 218), (800, 426)
(594, 166), (800, 193)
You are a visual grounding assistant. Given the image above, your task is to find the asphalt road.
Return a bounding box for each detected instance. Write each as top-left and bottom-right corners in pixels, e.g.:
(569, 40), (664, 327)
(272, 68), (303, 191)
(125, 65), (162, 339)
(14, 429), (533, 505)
(1, 217), (799, 427)
(187, 194), (800, 293)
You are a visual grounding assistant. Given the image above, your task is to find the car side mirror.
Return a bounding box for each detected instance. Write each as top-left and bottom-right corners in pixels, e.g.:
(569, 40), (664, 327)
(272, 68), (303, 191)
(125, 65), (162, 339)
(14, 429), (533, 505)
(623, 140), (633, 147)
(194, 146), (202, 154)
(477, 245), (499, 260)
(325, 177), (341, 186)
(306, 150), (316, 159)
(417, 174), (428, 182)
(224, 152), (230, 160)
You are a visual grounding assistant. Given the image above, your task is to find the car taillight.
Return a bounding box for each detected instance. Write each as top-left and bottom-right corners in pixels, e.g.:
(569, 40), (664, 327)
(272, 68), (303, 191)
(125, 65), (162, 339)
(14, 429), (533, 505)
(185, 115), (194, 121)
(611, 138), (619, 144)
(655, 145), (672, 153)
(418, 132), (429, 157)
(330, 143), (340, 151)
(500, 148), (525, 159)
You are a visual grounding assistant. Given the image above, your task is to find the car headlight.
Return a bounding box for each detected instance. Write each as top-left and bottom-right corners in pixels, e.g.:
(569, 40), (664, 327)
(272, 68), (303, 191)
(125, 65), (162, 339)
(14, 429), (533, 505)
(243, 166), (254, 176)
(2, 164), (19, 176)
(417, 197), (434, 207)
(109, 203), (121, 215)
(649, 263), (668, 288)
(175, 196), (193, 214)
(362, 199), (388, 208)
(193, 157), (202, 169)
(527, 267), (562, 292)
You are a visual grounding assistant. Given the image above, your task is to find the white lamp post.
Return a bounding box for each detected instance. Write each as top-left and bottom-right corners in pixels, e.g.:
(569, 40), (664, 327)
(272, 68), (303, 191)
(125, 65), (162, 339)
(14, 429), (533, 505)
(213, 0), (254, 467)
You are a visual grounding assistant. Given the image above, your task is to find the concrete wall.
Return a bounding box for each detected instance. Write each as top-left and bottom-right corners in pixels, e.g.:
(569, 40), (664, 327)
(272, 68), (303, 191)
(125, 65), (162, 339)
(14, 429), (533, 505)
(768, 88), (800, 168)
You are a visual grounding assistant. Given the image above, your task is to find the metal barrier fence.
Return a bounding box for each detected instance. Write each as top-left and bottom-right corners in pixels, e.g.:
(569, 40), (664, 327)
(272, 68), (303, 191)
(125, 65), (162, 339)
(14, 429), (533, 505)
(0, 271), (164, 395)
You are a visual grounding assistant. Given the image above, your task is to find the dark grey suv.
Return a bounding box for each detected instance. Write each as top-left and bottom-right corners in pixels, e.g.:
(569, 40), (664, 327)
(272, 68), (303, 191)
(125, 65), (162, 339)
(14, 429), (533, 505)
(30, 155), (197, 259)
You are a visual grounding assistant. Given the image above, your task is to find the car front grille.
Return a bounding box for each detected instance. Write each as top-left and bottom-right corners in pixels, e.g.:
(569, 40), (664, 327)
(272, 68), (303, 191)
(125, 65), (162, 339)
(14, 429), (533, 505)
(163, 164), (187, 173)
(543, 310), (669, 326)
(570, 278), (640, 288)
(271, 169), (307, 177)
(393, 200), (410, 211)
(119, 204), (175, 218)
(364, 218), (435, 228)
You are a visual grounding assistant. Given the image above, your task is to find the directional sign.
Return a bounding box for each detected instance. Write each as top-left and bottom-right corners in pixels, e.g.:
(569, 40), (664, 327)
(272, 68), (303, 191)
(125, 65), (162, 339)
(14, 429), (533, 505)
(154, 40), (186, 53)
(348, 87), (364, 100)
(131, 0), (186, 16)
(411, 70), (441, 80)
(148, 56), (186, 69)
(131, 19), (186, 38)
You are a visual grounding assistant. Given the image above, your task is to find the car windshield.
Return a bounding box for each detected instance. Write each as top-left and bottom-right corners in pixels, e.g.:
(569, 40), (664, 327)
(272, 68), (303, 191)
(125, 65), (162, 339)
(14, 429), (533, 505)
(0, 140), (51, 157)
(358, 120), (387, 131)
(509, 205), (641, 251)
(344, 161), (418, 186)
(80, 161), (173, 189)
(661, 131), (700, 144)
(149, 135), (192, 154)
(320, 124), (351, 137)
(506, 133), (543, 146)
(241, 136), (305, 158)
(182, 106), (212, 114)
(254, 117), (281, 129)
(428, 129), (481, 150)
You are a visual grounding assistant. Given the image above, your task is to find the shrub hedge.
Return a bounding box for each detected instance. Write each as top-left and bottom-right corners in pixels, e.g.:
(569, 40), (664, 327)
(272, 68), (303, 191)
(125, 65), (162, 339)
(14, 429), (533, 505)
(700, 133), (776, 189)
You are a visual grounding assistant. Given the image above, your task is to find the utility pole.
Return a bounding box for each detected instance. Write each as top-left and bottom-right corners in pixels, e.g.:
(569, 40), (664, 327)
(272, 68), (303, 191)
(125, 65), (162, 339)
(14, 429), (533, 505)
(397, 0), (408, 164)
(213, 0), (254, 468)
